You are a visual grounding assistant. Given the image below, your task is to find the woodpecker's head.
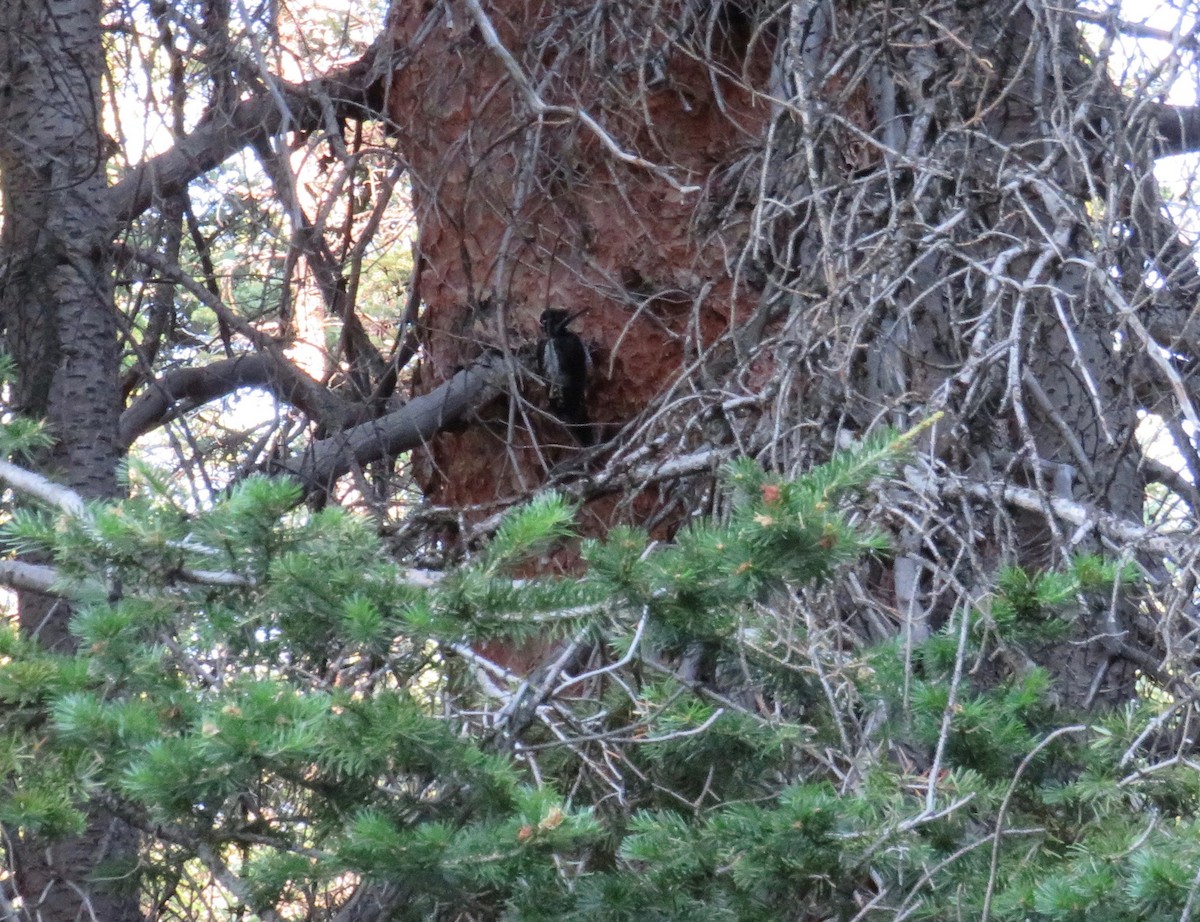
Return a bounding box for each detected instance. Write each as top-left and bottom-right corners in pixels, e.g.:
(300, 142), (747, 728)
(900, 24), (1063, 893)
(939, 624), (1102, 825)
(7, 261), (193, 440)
(539, 308), (583, 337)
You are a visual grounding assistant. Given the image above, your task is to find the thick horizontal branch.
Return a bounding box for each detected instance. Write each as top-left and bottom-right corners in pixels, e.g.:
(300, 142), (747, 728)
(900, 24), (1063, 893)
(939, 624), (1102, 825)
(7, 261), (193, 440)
(0, 559), (66, 595)
(107, 4), (452, 226)
(0, 459), (87, 516)
(120, 352), (279, 447)
(117, 244), (353, 430)
(1152, 103), (1200, 157)
(270, 352), (512, 492)
(0, 555), (252, 600)
(108, 48), (384, 224)
(1073, 7), (1200, 46)
(1068, 10), (1200, 158)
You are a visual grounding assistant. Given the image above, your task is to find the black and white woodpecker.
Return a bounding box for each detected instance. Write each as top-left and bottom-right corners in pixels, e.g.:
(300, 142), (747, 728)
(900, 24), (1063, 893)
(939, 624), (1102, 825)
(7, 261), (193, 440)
(537, 308), (593, 445)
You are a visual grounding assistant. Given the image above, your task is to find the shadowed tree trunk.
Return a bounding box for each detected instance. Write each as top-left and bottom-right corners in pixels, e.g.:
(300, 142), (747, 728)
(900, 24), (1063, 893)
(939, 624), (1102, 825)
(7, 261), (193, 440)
(755, 0), (1150, 707)
(0, 1), (137, 919)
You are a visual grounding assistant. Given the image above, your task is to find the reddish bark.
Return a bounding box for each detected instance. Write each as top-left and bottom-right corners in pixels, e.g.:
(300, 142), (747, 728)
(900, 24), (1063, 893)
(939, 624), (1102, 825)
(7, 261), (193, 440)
(386, 0), (772, 512)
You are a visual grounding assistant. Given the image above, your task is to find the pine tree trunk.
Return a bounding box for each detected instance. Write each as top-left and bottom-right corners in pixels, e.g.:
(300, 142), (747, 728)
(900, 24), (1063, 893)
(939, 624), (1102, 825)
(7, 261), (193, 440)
(757, 0), (1147, 706)
(0, 1), (137, 919)
(0, 0), (121, 506)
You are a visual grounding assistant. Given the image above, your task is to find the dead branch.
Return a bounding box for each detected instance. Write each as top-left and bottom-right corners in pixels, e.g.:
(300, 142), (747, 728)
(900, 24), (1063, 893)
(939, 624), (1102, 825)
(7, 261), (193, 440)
(0, 559), (67, 595)
(270, 351), (513, 493)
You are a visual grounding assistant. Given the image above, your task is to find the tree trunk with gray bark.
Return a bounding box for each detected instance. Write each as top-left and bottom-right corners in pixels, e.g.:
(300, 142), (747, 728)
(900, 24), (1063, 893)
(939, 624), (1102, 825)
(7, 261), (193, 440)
(0, 2), (137, 920)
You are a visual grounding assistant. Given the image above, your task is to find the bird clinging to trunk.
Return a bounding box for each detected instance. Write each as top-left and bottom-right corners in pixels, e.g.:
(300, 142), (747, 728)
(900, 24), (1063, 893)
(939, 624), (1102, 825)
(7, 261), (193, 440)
(537, 308), (592, 445)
